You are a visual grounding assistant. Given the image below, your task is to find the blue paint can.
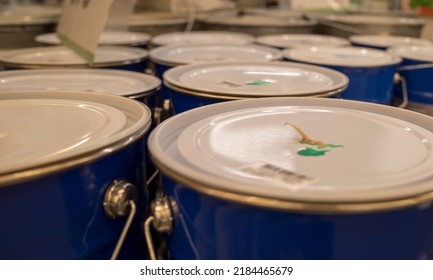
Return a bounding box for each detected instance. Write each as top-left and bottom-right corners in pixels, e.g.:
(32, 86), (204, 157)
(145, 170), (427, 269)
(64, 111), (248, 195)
(163, 61), (348, 114)
(389, 45), (433, 116)
(349, 35), (432, 50)
(147, 97), (433, 259)
(0, 90), (152, 259)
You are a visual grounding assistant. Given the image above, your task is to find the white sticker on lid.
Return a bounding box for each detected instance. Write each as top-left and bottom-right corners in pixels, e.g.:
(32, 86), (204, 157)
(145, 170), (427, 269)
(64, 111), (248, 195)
(240, 161), (316, 190)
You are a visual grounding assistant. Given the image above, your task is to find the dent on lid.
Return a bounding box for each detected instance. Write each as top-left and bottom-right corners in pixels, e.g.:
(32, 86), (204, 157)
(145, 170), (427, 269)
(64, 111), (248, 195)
(163, 61), (348, 97)
(150, 44), (282, 65)
(173, 105), (433, 202)
(0, 69), (161, 96)
(284, 47), (401, 67)
(0, 46), (148, 66)
(151, 31), (254, 46)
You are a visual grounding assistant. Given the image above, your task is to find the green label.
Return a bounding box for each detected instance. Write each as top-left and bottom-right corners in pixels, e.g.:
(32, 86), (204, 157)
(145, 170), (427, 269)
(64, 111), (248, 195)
(245, 80), (272, 86)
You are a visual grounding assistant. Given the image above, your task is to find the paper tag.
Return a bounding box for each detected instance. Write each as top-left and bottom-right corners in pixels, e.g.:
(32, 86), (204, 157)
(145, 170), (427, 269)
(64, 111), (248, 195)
(240, 162), (316, 190)
(56, 0), (114, 63)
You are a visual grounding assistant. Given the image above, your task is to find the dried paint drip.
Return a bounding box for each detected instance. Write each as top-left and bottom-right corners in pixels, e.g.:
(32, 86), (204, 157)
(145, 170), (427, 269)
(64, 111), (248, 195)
(284, 122), (343, 157)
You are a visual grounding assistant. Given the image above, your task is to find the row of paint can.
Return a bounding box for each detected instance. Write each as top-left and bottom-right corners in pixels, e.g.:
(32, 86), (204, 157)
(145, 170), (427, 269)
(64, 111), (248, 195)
(4, 83), (433, 260)
(142, 32), (433, 259)
(0, 4), (429, 50)
(5, 90), (433, 259)
(2, 10), (433, 259)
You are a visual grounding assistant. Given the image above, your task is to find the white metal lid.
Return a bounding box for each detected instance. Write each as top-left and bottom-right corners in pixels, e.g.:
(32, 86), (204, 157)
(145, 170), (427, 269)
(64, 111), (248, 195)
(0, 4), (60, 25)
(129, 12), (187, 26)
(0, 69), (161, 96)
(388, 45), (433, 62)
(350, 35), (432, 48)
(163, 61), (348, 97)
(148, 97), (433, 204)
(151, 31), (254, 46)
(256, 34), (350, 49)
(35, 31), (151, 46)
(0, 90), (151, 179)
(150, 44), (282, 66)
(200, 14), (316, 27)
(0, 46), (148, 67)
(317, 14), (424, 26)
(243, 7), (303, 18)
(284, 47), (401, 67)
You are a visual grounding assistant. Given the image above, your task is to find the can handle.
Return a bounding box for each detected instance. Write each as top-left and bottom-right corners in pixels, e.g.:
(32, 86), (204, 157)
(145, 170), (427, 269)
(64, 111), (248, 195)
(153, 99), (174, 126)
(103, 180), (139, 260)
(395, 63), (433, 108)
(144, 197), (173, 260)
(394, 73), (409, 109)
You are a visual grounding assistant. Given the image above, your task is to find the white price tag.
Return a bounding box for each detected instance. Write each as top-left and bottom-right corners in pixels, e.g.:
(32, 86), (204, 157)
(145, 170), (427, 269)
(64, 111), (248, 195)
(56, 0), (114, 63)
(240, 162), (316, 190)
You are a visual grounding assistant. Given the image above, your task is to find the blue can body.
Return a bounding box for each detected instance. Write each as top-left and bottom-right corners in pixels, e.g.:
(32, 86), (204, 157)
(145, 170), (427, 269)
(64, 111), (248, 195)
(103, 60), (148, 73)
(0, 137), (148, 260)
(155, 62), (173, 104)
(329, 64), (398, 105)
(167, 86), (233, 114)
(161, 176), (433, 260)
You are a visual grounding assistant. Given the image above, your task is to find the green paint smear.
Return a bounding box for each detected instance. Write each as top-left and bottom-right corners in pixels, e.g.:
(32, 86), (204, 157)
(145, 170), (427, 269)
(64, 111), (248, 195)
(297, 147), (330, 156)
(326, 144), (343, 148)
(245, 80), (272, 86)
(297, 144), (343, 157)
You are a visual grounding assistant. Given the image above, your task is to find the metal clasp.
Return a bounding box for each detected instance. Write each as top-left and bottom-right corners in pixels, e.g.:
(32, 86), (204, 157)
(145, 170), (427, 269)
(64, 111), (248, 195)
(153, 99), (174, 127)
(394, 73), (408, 109)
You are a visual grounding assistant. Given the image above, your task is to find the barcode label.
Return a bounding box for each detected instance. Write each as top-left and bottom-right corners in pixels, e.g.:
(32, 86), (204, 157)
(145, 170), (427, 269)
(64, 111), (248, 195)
(240, 162), (316, 189)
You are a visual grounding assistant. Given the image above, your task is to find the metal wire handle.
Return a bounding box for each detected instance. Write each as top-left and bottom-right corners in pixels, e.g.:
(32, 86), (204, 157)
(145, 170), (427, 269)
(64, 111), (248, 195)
(397, 75), (409, 109)
(153, 99), (174, 127)
(146, 169), (160, 189)
(144, 197), (174, 260)
(144, 216), (157, 260)
(111, 200), (136, 260)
